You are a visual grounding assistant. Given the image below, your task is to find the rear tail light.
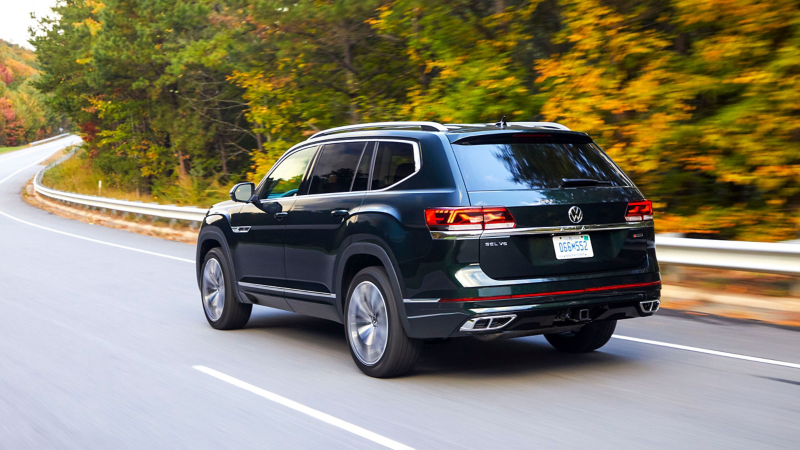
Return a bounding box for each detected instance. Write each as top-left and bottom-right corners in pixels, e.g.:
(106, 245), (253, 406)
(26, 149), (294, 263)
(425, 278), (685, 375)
(625, 200), (654, 222)
(425, 207), (516, 231)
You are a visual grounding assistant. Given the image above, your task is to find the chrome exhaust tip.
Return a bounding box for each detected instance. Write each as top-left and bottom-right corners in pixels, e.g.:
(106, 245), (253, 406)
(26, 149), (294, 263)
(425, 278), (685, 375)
(640, 300), (660, 313)
(460, 314), (517, 332)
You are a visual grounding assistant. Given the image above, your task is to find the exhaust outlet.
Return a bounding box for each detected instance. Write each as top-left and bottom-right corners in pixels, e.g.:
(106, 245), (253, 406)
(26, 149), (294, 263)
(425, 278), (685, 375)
(460, 314), (517, 332)
(640, 300), (660, 313)
(578, 309), (590, 321)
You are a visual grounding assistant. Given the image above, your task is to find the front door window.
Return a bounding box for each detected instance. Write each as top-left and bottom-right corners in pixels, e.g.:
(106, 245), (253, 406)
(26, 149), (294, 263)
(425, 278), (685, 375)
(261, 146), (317, 199)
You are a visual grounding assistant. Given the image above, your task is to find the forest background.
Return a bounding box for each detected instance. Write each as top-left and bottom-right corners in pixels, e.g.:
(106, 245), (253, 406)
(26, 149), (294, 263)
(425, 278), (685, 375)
(13, 0), (800, 241)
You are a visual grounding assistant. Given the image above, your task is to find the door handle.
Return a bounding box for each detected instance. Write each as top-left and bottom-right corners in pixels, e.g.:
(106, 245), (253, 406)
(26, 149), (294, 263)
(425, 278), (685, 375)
(275, 211), (288, 220)
(331, 209), (348, 217)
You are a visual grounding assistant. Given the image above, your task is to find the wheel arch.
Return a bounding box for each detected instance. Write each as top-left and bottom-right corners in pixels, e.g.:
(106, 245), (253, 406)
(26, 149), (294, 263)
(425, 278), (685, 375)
(334, 241), (412, 335)
(196, 224), (236, 291)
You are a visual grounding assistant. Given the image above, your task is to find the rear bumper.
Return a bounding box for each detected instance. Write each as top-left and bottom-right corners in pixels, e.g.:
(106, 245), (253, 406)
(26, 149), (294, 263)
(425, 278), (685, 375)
(403, 275), (661, 339)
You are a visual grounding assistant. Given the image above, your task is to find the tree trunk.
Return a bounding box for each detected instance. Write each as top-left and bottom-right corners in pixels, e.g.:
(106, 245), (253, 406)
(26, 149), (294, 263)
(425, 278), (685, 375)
(343, 37), (359, 124)
(217, 137), (227, 174)
(176, 148), (188, 178)
(255, 125), (264, 153)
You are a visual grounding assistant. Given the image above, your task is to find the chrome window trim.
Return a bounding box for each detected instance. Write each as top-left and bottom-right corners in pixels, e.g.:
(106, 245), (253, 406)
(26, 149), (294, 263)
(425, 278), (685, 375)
(257, 138), (422, 201)
(432, 221), (652, 240)
(238, 281), (336, 299)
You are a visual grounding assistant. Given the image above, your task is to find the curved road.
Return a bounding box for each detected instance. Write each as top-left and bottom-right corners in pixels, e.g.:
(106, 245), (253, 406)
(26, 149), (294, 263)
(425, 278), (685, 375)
(1, 137), (799, 449)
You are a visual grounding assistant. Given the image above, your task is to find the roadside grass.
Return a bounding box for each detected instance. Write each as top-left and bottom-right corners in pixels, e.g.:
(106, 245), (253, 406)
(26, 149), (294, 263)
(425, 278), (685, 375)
(0, 144), (27, 155)
(40, 148), (228, 207)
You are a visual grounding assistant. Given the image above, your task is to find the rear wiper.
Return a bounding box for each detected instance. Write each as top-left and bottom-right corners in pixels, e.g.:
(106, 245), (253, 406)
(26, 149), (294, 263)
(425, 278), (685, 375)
(560, 178), (612, 188)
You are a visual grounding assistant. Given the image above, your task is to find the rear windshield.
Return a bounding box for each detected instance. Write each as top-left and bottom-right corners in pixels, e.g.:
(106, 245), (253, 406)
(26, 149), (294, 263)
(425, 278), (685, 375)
(453, 141), (630, 191)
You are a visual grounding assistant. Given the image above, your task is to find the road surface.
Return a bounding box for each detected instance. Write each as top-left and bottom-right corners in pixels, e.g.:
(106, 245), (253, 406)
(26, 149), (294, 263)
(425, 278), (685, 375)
(1, 137), (799, 449)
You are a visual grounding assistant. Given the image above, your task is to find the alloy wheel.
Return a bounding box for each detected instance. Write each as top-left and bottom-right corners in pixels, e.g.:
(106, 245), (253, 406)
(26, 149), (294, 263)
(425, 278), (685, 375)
(202, 258), (225, 322)
(347, 281), (389, 366)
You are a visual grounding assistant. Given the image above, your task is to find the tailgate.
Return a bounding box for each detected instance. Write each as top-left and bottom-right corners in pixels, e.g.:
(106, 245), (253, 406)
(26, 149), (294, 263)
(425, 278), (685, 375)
(471, 188), (650, 280)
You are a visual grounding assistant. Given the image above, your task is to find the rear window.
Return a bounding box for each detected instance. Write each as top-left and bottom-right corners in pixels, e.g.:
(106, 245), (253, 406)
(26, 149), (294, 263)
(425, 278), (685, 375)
(453, 141), (630, 191)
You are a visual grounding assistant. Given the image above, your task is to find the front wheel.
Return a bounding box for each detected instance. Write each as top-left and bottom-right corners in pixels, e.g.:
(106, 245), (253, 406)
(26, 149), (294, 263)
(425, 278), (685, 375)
(545, 320), (617, 353)
(345, 267), (421, 378)
(201, 248), (252, 330)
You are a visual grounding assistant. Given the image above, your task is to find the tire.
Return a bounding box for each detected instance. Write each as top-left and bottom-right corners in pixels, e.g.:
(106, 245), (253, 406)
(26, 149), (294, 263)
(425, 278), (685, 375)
(545, 320), (617, 353)
(201, 248), (252, 330)
(344, 267), (421, 378)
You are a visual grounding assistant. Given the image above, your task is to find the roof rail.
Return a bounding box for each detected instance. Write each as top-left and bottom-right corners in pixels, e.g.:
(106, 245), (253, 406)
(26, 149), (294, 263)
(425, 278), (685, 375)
(307, 121), (448, 140)
(502, 122), (570, 131)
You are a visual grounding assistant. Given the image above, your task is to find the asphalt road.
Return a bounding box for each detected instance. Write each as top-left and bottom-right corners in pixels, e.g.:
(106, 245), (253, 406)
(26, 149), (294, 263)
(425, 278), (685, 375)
(1, 137), (799, 449)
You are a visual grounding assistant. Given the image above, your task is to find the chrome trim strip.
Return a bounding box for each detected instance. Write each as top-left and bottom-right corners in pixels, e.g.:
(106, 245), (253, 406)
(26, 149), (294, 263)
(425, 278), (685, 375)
(237, 282), (336, 299)
(481, 221), (651, 237)
(407, 312), (464, 319)
(262, 139), (422, 199)
(285, 287), (336, 299)
(231, 226), (251, 234)
(453, 264), (652, 288)
(403, 298), (441, 303)
(238, 281), (282, 293)
(470, 305), (537, 314)
(429, 230), (482, 240)
(432, 221), (651, 240)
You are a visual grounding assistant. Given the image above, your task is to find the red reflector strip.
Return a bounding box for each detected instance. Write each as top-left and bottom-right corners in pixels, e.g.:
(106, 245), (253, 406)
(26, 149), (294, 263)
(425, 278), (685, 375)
(438, 281), (661, 303)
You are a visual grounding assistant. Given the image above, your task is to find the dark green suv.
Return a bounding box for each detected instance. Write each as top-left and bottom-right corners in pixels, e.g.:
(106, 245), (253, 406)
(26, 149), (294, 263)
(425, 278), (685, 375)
(195, 121), (661, 377)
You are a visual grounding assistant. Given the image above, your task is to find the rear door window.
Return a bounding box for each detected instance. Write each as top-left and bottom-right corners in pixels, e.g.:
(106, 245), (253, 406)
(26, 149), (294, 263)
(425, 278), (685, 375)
(371, 141), (416, 190)
(307, 141), (369, 195)
(453, 140), (630, 191)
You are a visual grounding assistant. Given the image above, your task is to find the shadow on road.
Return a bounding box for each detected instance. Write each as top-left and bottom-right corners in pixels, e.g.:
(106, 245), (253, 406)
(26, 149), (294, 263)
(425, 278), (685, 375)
(244, 308), (638, 379)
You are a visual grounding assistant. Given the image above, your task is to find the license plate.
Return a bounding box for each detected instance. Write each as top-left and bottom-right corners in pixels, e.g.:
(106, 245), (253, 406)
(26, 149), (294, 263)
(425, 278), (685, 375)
(553, 234), (594, 260)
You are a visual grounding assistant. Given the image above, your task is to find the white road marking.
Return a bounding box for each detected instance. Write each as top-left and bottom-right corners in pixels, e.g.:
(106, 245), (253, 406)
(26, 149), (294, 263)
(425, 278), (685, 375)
(193, 365), (415, 450)
(613, 335), (800, 369)
(0, 137), (194, 265)
(0, 209), (194, 264)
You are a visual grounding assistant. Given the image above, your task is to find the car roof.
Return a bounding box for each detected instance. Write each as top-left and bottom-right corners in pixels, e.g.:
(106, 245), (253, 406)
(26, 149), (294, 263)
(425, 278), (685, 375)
(302, 122), (590, 146)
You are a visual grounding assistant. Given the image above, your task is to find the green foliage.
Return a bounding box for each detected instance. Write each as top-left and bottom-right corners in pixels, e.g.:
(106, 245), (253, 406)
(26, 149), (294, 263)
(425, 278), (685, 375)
(31, 0), (800, 241)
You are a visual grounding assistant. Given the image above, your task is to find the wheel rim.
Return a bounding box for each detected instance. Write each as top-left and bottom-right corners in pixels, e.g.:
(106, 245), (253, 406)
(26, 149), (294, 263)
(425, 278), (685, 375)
(347, 281), (389, 366)
(202, 258), (225, 322)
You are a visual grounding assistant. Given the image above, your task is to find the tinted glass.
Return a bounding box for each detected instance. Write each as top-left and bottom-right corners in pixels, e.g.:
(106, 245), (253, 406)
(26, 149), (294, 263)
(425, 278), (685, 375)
(453, 141), (630, 191)
(371, 142), (416, 190)
(351, 143), (374, 192)
(261, 146), (316, 199)
(308, 142), (367, 195)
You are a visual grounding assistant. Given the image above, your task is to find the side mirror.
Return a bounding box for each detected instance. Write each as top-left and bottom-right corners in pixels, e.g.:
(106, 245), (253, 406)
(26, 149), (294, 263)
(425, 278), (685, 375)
(230, 182), (255, 203)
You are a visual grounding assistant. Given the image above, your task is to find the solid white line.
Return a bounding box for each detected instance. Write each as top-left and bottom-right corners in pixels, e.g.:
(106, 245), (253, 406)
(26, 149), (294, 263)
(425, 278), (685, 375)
(0, 138), (194, 265)
(613, 335), (800, 369)
(0, 210), (194, 264)
(193, 365), (415, 450)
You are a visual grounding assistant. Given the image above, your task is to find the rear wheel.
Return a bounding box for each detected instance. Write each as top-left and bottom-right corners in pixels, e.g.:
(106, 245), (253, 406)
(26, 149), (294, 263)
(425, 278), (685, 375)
(545, 320), (616, 353)
(345, 267), (421, 378)
(202, 248), (252, 330)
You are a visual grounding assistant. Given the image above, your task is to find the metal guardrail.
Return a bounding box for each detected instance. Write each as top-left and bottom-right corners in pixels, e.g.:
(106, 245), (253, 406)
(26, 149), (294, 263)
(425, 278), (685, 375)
(29, 133), (71, 147)
(655, 236), (800, 276)
(33, 139), (208, 223)
(32, 136), (799, 274)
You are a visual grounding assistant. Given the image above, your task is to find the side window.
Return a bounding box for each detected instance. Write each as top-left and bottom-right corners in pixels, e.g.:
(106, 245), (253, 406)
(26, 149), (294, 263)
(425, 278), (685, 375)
(351, 143), (374, 192)
(260, 146), (316, 199)
(371, 141), (416, 190)
(307, 142), (368, 195)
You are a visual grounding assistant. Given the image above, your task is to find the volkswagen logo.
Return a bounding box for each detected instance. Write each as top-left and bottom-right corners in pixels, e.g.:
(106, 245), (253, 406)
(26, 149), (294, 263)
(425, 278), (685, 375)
(568, 206), (583, 224)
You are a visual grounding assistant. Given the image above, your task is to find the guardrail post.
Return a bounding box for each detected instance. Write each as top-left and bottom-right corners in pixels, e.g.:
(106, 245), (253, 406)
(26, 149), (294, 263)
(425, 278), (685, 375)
(791, 279), (800, 297)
